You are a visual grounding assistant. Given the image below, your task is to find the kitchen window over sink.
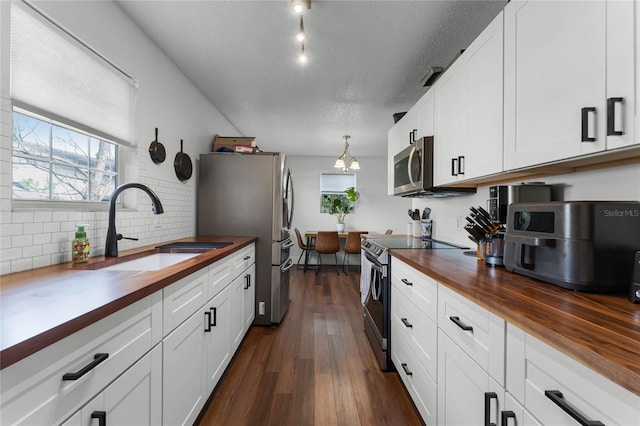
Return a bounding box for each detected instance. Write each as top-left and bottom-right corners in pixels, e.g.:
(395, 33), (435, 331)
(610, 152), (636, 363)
(9, 0), (137, 206)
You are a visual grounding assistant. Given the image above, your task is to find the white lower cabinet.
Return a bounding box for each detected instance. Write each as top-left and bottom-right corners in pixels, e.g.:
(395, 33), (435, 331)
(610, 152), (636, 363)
(1, 244), (255, 426)
(62, 344), (162, 426)
(506, 324), (640, 426)
(437, 330), (505, 426)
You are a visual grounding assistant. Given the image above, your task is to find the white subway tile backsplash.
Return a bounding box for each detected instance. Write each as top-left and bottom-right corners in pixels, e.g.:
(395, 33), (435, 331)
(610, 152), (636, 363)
(1, 223), (22, 236)
(22, 222), (43, 235)
(1, 247), (22, 261)
(22, 244), (42, 258)
(43, 222), (61, 233)
(11, 234), (33, 247)
(33, 233), (52, 245)
(33, 211), (53, 222)
(32, 255), (52, 269)
(52, 211), (69, 222)
(11, 211), (33, 223)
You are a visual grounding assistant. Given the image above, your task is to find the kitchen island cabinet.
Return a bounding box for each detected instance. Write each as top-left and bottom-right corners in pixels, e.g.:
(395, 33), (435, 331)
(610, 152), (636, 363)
(389, 245), (640, 424)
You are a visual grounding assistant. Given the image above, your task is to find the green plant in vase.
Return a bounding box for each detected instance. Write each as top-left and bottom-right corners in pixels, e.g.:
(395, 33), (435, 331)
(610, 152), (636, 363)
(321, 187), (359, 231)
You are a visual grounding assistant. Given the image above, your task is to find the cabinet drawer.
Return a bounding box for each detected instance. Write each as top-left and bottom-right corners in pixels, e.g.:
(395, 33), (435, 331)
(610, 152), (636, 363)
(392, 324), (437, 425)
(231, 244), (255, 278)
(438, 284), (505, 385)
(208, 256), (233, 300)
(508, 329), (640, 426)
(391, 258), (437, 322)
(0, 293), (161, 426)
(163, 268), (208, 336)
(391, 285), (437, 380)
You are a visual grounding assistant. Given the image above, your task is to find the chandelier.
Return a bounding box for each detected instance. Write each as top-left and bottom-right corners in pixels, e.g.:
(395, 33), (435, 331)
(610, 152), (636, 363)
(334, 135), (360, 172)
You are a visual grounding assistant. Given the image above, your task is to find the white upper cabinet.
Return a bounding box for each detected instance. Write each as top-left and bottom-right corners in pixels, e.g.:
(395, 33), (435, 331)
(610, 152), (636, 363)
(387, 107), (418, 195)
(415, 89), (435, 140)
(504, 0), (636, 170)
(434, 11), (504, 186)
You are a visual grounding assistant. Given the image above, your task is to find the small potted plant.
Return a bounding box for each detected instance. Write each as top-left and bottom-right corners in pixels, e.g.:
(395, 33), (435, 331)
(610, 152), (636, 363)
(321, 187), (359, 232)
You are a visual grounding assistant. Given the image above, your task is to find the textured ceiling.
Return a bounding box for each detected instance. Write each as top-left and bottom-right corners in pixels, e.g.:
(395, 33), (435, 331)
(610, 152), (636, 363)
(116, 0), (506, 157)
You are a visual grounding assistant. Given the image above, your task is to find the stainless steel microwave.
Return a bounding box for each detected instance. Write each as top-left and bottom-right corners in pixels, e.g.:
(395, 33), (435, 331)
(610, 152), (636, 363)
(393, 136), (476, 197)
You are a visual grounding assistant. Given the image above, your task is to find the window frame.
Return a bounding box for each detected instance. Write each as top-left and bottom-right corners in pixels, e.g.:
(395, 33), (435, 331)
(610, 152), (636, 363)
(11, 106), (121, 210)
(319, 173), (356, 214)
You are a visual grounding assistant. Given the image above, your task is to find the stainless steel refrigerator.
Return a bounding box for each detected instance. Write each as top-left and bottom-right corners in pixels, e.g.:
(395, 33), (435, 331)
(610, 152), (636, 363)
(197, 152), (294, 325)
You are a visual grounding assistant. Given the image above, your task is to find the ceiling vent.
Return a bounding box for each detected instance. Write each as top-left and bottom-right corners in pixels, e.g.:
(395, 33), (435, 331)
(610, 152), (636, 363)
(420, 67), (443, 87)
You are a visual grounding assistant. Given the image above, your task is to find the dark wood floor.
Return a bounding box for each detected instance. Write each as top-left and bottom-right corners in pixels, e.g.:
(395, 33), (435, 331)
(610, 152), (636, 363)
(197, 267), (423, 426)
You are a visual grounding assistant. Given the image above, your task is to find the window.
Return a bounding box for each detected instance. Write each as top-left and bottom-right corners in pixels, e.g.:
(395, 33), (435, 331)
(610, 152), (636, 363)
(12, 110), (117, 202)
(319, 173), (356, 213)
(9, 0), (136, 205)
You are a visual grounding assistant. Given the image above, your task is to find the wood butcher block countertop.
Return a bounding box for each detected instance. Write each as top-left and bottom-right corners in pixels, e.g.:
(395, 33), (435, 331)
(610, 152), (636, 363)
(0, 236), (256, 370)
(390, 245), (640, 397)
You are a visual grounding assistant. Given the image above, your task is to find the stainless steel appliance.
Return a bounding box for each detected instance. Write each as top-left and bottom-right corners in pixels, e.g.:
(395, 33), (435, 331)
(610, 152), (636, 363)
(504, 201), (640, 293)
(393, 136), (476, 198)
(198, 152), (295, 325)
(360, 236), (467, 370)
(487, 183), (552, 224)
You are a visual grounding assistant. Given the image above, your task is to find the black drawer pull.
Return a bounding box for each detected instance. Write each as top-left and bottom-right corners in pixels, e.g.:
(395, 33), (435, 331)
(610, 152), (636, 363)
(62, 353), (109, 380)
(243, 255), (251, 261)
(501, 411), (516, 425)
(451, 157), (458, 176)
(401, 363), (413, 376)
(607, 97), (624, 136)
(457, 155), (465, 175)
(91, 411), (107, 426)
(484, 392), (497, 426)
(244, 274), (251, 289)
(401, 318), (413, 328)
(401, 278), (413, 286)
(545, 390), (604, 426)
(449, 316), (473, 332)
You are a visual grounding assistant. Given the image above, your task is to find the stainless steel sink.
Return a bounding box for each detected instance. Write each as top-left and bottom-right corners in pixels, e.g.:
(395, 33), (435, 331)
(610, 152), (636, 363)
(155, 242), (233, 252)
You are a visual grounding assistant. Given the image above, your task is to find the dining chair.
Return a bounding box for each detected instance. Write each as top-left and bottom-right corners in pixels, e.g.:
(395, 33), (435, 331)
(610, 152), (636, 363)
(343, 231), (367, 274)
(385, 229), (393, 235)
(314, 231), (340, 275)
(294, 228), (314, 272)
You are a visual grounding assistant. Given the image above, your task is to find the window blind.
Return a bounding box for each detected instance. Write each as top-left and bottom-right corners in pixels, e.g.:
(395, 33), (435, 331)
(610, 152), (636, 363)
(10, 0), (136, 146)
(320, 173), (356, 193)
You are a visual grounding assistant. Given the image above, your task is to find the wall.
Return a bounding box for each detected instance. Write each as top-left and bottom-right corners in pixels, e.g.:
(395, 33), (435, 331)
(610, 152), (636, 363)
(411, 163), (640, 248)
(288, 156), (411, 265)
(0, 1), (239, 274)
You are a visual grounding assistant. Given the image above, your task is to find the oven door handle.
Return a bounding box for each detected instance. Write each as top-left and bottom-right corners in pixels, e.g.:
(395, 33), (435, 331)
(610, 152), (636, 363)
(364, 252), (384, 269)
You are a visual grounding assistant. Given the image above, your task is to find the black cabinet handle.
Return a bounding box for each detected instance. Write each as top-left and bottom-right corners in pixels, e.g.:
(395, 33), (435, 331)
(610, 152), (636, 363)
(62, 353), (109, 380)
(91, 411), (107, 426)
(449, 316), (473, 332)
(484, 392), (497, 426)
(401, 363), (413, 376)
(581, 107), (596, 142)
(204, 311), (212, 332)
(451, 158), (458, 176)
(607, 97), (624, 136)
(401, 278), (413, 286)
(545, 390), (604, 426)
(457, 155), (465, 175)
(501, 411), (516, 425)
(243, 255), (251, 261)
(244, 274), (251, 289)
(210, 307), (217, 327)
(401, 318), (413, 328)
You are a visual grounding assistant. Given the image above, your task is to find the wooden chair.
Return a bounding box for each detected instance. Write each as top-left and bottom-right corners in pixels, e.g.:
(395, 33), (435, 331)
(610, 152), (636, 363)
(314, 231), (340, 275)
(294, 228), (314, 272)
(385, 229), (393, 235)
(342, 231), (367, 274)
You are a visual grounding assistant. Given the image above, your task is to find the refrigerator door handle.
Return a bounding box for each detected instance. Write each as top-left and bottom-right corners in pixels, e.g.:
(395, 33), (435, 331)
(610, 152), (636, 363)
(282, 237), (294, 249)
(285, 168), (294, 229)
(281, 257), (295, 272)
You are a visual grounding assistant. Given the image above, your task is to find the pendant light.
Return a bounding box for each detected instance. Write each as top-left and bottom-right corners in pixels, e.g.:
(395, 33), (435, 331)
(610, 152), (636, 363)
(334, 135), (360, 172)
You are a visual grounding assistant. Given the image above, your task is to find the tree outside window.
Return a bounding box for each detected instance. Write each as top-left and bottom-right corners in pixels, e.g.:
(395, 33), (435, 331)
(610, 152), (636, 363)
(12, 111), (117, 202)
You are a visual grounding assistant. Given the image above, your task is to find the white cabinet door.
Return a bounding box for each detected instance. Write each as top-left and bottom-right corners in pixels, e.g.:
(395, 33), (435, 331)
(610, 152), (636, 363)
(162, 307), (206, 426)
(61, 345), (162, 426)
(416, 90), (434, 139)
(434, 56), (467, 186)
(503, 392), (543, 426)
(243, 263), (256, 332)
(437, 330), (505, 426)
(504, 0), (607, 169)
(465, 11), (503, 179)
(606, 0), (636, 150)
(204, 282), (233, 396)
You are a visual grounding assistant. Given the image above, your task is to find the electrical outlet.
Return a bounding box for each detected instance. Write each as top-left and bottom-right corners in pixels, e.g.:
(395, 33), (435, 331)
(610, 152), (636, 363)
(456, 216), (463, 231)
(258, 301), (265, 315)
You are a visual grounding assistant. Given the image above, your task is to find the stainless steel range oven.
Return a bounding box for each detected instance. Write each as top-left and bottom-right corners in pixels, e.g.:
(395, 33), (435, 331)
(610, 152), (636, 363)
(360, 236), (467, 371)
